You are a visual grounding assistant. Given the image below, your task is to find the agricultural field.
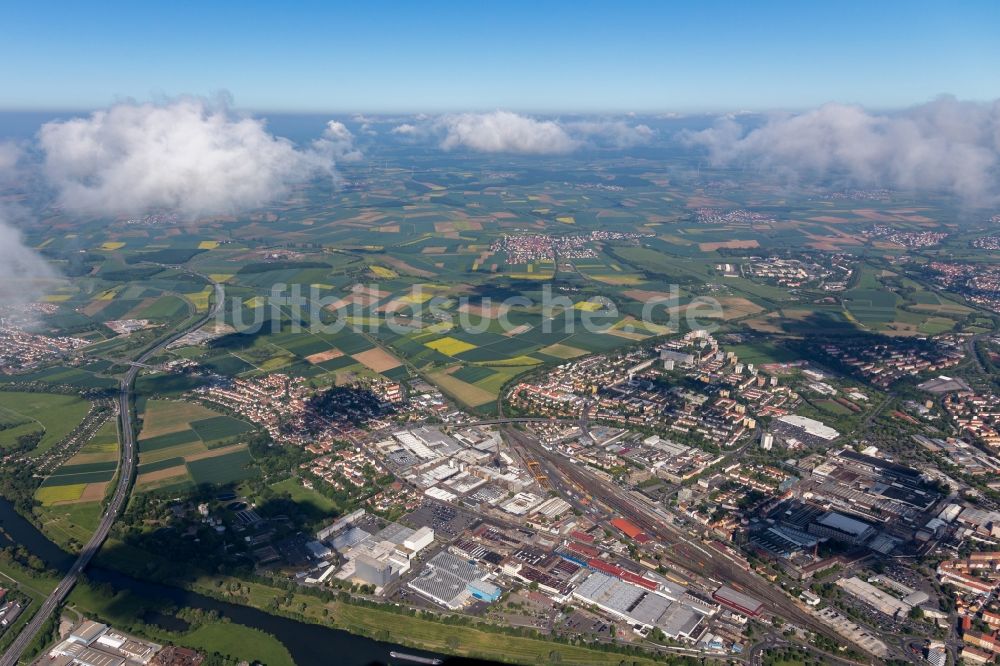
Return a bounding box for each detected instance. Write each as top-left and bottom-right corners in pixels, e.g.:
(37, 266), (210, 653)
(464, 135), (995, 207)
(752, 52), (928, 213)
(64, 418), (120, 465)
(10, 152), (996, 423)
(3, 99), (1000, 666)
(38, 460), (117, 500)
(0, 392), (92, 456)
(838, 262), (973, 336)
(18, 152), (990, 421)
(134, 399), (257, 491)
(31, 416), (120, 507)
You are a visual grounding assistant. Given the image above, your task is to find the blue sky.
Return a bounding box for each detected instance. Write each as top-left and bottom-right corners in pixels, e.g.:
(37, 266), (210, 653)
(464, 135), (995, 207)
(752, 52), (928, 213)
(2, 0), (998, 112)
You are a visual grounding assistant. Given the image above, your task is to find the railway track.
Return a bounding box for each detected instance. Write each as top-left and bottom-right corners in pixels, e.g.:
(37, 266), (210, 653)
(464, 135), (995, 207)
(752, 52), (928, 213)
(502, 425), (847, 645)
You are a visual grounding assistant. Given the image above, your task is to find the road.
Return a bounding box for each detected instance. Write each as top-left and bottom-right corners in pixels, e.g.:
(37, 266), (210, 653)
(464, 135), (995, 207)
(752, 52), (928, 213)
(461, 417), (581, 427)
(963, 331), (991, 375)
(1, 281), (219, 666)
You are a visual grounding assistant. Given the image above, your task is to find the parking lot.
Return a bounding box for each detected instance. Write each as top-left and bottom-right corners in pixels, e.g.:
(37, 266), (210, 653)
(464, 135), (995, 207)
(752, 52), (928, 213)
(404, 501), (479, 539)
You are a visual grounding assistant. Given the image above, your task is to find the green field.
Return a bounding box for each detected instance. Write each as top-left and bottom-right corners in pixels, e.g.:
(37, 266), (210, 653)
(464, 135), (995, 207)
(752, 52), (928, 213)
(139, 399), (222, 438)
(187, 448), (255, 485)
(333, 603), (664, 666)
(35, 502), (103, 549)
(40, 460), (118, 487)
(189, 415), (255, 444)
(843, 289), (898, 324)
(134, 400), (257, 490)
(139, 429), (201, 452)
(35, 483), (87, 504)
(270, 477), (339, 514)
(0, 392), (91, 455)
(68, 418), (119, 463)
(178, 623), (295, 666)
(725, 342), (799, 366)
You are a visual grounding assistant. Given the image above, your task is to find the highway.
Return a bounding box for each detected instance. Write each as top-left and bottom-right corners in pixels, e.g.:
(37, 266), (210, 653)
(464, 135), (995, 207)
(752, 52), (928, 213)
(1, 282), (220, 665)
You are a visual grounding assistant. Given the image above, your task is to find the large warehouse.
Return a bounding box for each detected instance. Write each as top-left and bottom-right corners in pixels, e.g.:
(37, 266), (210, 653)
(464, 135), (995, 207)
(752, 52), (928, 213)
(573, 571), (704, 639)
(775, 414), (840, 442)
(712, 585), (764, 617)
(408, 551), (498, 609)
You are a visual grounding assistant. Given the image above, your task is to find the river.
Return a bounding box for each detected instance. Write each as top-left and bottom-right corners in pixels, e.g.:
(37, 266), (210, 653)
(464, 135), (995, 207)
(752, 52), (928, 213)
(0, 498), (465, 666)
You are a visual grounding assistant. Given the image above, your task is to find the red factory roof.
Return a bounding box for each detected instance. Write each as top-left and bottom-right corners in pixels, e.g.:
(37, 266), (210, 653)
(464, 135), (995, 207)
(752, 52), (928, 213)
(570, 530), (595, 543)
(611, 518), (644, 539)
(568, 541), (600, 559)
(588, 558), (624, 577)
(620, 570), (659, 591)
(713, 585), (764, 616)
(586, 558), (658, 591)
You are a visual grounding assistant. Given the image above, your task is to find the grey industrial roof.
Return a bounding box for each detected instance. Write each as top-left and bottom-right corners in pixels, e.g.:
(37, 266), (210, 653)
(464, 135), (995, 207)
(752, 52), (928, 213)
(408, 567), (469, 607)
(73, 647), (125, 666)
(70, 620), (108, 644)
(575, 572), (645, 615)
(330, 526), (371, 551)
(816, 511), (874, 537)
(375, 522), (415, 545)
(714, 585), (763, 613)
(575, 572), (698, 631)
(427, 550), (484, 584)
(629, 592), (670, 626)
(659, 603), (703, 638)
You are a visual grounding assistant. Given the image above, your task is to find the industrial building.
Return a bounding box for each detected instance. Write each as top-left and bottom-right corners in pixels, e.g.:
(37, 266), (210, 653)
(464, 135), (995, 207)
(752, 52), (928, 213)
(807, 511), (877, 545)
(316, 508), (366, 542)
(355, 553), (397, 587)
(775, 414), (840, 442)
(321, 518), (435, 589)
(408, 550), (496, 609)
(610, 517), (652, 544)
(798, 448), (942, 534)
(572, 571), (703, 639)
(660, 349), (695, 366)
(47, 619), (162, 666)
(749, 524), (819, 559)
(467, 578), (502, 603)
(835, 576), (928, 618)
(712, 585), (763, 617)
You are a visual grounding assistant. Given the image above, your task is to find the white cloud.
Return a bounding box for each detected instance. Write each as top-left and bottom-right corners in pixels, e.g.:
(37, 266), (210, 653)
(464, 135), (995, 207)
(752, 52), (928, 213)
(391, 111), (655, 154)
(0, 144), (53, 311)
(439, 111), (581, 154)
(390, 123), (419, 136)
(683, 96), (1000, 202)
(38, 97), (337, 217)
(313, 120), (363, 162)
(0, 210), (57, 311)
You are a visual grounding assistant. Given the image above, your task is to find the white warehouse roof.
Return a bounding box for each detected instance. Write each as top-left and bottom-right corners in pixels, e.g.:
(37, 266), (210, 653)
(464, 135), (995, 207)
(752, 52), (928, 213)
(777, 414), (840, 440)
